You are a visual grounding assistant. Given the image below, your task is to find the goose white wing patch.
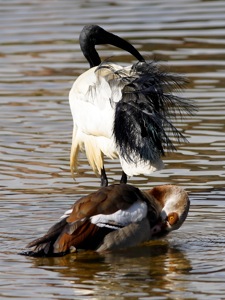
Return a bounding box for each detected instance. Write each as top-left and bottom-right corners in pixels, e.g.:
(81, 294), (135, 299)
(60, 208), (73, 219)
(90, 200), (148, 228)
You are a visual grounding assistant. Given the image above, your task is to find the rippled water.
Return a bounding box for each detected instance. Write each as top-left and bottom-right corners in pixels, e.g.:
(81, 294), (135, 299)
(1, 0), (225, 299)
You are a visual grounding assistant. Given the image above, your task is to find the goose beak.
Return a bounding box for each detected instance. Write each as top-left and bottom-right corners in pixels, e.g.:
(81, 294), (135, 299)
(150, 220), (168, 236)
(150, 224), (162, 235)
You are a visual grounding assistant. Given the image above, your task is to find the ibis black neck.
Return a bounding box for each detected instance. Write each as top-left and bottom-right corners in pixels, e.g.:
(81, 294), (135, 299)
(79, 25), (145, 68)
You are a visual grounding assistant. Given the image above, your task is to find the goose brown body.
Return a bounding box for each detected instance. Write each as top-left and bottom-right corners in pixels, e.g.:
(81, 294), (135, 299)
(21, 184), (190, 257)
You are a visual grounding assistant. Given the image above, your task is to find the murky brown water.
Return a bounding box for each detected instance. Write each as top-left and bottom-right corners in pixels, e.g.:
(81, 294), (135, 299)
(1, 0), (225, 299)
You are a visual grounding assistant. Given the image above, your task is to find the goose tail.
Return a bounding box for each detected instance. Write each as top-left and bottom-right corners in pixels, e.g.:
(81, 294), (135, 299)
(19, 218), (69, 257)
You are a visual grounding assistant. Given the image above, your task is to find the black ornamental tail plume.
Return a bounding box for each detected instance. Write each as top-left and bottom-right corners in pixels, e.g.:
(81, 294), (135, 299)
(113, 61), (194, 165)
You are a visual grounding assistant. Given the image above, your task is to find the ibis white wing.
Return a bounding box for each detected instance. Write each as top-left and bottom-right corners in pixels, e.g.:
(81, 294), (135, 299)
(69, 64), (130, 138)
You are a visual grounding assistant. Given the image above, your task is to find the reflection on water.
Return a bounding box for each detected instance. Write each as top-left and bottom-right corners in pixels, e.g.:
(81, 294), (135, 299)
(1, 0), (225, 299)
(28, 242), (192, 299)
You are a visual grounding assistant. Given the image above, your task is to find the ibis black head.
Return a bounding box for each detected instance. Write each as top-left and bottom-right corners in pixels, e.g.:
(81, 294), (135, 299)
(79, 25), (145, 68)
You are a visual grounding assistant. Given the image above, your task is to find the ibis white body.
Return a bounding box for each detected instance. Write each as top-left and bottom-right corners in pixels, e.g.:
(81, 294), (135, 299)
(69, 64), (164, 177)
(68, 25), (194, 186)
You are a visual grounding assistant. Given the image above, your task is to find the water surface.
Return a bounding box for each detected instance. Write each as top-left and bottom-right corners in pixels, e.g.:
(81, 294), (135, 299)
(1, 0), (225, 299)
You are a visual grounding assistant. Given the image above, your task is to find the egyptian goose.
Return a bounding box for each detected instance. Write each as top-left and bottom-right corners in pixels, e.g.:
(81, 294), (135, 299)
(21, 184), (190, 257)
(69, 25), (194, 186)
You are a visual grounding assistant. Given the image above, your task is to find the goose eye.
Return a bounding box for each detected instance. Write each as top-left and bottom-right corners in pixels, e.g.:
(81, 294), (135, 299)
(168, 212), (179, 225)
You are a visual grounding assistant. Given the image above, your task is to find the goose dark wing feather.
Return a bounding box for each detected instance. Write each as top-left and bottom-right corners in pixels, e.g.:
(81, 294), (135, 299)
(67, 183), (144, 222)
(27, 217), (68, 248)
(22, 217), (69, 256)
(24, 219), (103, 256)
(22, 184), (145, 256)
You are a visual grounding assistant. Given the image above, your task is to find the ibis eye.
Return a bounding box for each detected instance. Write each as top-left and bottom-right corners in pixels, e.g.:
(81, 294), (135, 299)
(168, 212), (178, 225)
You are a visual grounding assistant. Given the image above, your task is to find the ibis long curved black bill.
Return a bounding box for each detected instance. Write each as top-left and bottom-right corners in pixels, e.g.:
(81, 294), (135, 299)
(79, 25), (145, 67)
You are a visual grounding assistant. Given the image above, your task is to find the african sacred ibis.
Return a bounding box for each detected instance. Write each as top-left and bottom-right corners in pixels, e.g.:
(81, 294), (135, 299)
(69, 25), (194, 186)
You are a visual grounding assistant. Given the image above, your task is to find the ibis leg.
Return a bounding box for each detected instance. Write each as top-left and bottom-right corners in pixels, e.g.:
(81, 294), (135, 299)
(120, 171), (127, 184)
(100, 167), (108, 187)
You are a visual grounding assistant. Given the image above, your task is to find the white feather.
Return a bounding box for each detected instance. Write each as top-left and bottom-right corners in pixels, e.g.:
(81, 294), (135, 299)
(60, 208), (73, 219)
(119, 155), (164, 177)
(90, 200), (148, 227)
(69, 65), (123, 139)
(161, 190), (182, 217)
(69, 63), (163, 176)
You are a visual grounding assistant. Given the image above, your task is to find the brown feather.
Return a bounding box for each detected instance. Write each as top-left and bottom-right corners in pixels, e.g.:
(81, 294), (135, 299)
(146, 185), (177, 208)
(21, 184), (189, 257)
(27, 217), (67, 248)
(144, 185), (167, 208)
(67, 184), (143, 223)
(54, 220), (100, 253)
